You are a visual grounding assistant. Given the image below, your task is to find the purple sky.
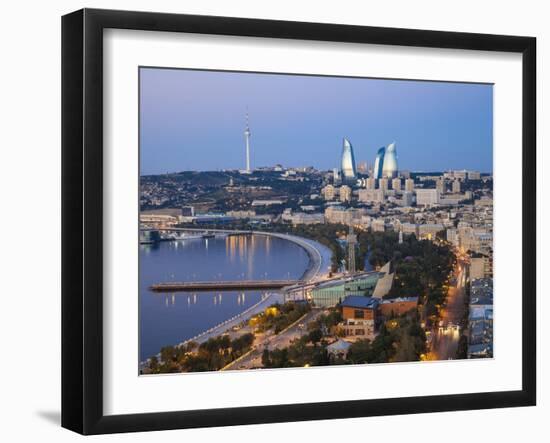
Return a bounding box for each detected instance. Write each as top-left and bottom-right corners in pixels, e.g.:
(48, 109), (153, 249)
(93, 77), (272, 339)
(140, 67), (493, 175)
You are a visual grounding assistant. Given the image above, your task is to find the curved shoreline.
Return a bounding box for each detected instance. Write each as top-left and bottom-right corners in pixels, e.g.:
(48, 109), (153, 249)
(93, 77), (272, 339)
(155, 227), (332, 282)
(140, 230), (332, 367)
(248, 231), (330, 281)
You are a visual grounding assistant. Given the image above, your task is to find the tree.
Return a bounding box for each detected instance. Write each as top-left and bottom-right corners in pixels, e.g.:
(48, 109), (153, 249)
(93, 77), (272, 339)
(347, 339), (371, 364)
(308, 329), (323, 345)
(261, 349), (271, 368)
(160, 345), (176, 364)
(148, 356), (159, 372)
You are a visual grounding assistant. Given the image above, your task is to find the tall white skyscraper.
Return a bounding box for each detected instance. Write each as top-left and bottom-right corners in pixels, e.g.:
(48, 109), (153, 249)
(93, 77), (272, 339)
(244, 110), (251, 172)
(341, 138), (357, 182)
(381, 142), (398, 179)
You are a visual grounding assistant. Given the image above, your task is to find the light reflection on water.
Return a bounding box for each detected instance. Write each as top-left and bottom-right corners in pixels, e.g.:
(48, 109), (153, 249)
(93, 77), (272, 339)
(139, 235), (309, 360)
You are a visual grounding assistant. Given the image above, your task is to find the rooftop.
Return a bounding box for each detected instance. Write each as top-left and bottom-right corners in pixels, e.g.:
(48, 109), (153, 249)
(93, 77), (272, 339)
(341, 295), (379, 310)
(326, 339), (352, 352)
(380, 296), (419, 305)
(314, 271), (382, 290)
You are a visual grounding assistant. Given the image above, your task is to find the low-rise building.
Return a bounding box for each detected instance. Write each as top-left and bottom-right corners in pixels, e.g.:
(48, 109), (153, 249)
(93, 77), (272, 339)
(470, 253), (493, 279)
(468, 278), (493, 358)
(401, 223), (419, 236)
(399, 191), (414, 207)
(251, 199), (285, 206)
(226, 210), (256, 218)
(415, 189), (440, 206)
(447, 228), (459, 246)
(340, 295), (379, 339)
(326, 339), (352, 359)
(324, 206), (365, 225)
(371, 218), (386, 232)
(358, 188), (385, 204)
(418, 223), (445, 240)
(310, 272), (383, 307)
(287, 212), (325, 226)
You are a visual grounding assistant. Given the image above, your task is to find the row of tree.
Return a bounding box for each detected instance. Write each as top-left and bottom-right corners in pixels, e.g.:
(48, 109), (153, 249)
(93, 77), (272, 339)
(147, 332), (255, 374)
(250, 302), (311, 334)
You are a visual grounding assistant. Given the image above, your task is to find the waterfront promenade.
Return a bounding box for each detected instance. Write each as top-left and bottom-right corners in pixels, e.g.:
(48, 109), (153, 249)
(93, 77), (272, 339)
(179, 292), (285, 346)
(140, 292), (286, 370)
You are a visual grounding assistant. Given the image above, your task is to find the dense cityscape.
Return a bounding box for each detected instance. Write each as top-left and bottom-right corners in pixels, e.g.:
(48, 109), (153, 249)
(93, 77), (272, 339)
(139, 114), (493, 374)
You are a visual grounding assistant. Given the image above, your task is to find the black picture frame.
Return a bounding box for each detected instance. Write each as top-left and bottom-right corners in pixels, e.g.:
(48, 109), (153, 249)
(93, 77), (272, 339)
(62, 8), (536, 435)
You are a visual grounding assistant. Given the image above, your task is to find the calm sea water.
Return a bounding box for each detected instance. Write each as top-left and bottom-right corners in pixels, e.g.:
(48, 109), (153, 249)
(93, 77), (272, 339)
(139, 234), (309, 360)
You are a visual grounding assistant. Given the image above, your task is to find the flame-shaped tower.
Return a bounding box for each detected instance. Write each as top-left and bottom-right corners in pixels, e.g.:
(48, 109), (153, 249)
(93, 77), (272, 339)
(373, 146), (386, 179)
(341, 138), (357, 182)
(382, 142), (398, 179)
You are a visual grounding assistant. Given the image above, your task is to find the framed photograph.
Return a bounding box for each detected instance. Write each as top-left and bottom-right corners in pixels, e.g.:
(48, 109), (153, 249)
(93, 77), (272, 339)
(62, 8), (536, 435)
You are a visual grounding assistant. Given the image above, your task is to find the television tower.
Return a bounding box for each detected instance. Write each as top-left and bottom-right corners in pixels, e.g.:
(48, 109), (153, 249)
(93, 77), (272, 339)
(244, 110), (251, 173)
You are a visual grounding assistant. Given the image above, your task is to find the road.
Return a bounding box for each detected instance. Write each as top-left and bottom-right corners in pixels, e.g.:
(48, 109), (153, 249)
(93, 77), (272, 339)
(223, 308), (325, 370)
(430, 262), (467, 360)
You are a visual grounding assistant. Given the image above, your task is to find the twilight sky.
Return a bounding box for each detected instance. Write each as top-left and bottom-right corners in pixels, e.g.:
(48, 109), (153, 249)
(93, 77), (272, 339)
(140, 67), (493, 175)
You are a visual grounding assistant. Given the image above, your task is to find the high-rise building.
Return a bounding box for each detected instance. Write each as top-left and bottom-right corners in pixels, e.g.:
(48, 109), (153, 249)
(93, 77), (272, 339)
(382, 142), (398, 178)
(366, 177), (376, 190)
(379, 178), (389, 193)
(467, 171), (481, 180)
(405, 178), (415, 192)
(392, 177), (401, 191)
(452, 179), (461, 193)
(341, 138), (357, 182)
(339, 185), (352, 203)
(244, 111), (251, 172)
(400, 191), (414, 207)
(347, 226), (357, 274)
(436, 178), (446, 194)
(373, 147), (385, 179)
(322, 184), (337, 200)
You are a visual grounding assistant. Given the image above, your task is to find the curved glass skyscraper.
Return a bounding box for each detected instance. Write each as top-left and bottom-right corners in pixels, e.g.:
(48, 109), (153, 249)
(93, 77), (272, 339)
(373, 146), (385, 179)
(382, 142), (398, 178)
(341, 138), (357, 182)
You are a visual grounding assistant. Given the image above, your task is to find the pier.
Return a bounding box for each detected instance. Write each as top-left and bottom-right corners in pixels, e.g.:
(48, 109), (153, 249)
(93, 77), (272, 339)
(150, 279), (299, 292)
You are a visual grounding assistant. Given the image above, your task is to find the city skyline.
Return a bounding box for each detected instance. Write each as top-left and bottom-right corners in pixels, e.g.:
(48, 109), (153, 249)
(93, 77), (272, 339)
(140, 68), (493, 175)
